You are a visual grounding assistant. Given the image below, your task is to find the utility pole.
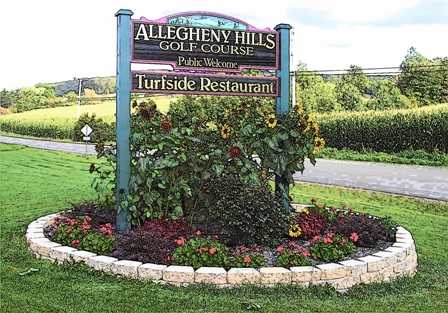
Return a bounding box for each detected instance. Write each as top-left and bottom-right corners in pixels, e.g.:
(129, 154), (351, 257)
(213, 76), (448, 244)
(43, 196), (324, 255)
(74, 77), (84, 120)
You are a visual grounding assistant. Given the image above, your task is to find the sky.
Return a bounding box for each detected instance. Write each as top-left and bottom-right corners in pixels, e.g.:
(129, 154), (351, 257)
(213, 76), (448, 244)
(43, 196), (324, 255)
(1, 0), (447, 90)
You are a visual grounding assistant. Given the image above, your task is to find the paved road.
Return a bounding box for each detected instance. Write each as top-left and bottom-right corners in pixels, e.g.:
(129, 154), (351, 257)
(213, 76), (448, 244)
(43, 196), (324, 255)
(1, 135), (447, 202)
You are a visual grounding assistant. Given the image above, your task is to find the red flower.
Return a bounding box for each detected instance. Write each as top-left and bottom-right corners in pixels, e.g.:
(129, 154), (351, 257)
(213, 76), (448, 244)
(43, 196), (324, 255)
(311, 197), (317, 203)
(209, 247), (217, 255)
(243, 256), (251, 263)
(350, 232), (359, 242)
(276, 246), (285, 252)
(198, 247), (207, 254)
(196, 230), (201, 236)
(104, 194), (111, 199)
(228, 145), (242, 159)
(339, 238), (346, 245)
(348, 207), (354, 212)
(66, 227), (72, 234)
(318, 204), (324, 210)
(71, 239), (80, 246)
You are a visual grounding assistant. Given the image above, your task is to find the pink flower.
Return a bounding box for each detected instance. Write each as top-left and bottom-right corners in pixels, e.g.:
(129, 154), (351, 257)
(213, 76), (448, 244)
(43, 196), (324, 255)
(196, 230), (201, 236)
(66, 227), (72, 234)
(243, 256), (251, 263)
(327, 232), (335, 238)
(198, 247), (207, 254)
(310, 236), (320, 246)
(350, 232), (359, 242)
(71, 239), (80, 246)
(213, 235), (219, 240)
(276, 246), (285, 252)
(209, 247), (217, 255)
(175, 237), (185, 246)
(323, 237), (333, 244)
(318, 204), (324, 210)
(288, 241), (297, 248)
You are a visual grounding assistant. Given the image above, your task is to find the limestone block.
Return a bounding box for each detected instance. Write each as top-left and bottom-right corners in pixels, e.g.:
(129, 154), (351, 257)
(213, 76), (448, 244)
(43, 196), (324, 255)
(290, 266), (321, 282)
(26, 232), (46, 243)
(372, 251), (397, 267)
(384, 246), (407, 262)
(227, 268), (261, 285)
(111, 260), (142, 278)
(291, 281), (310, 289)
(71, 250), (97, 263)
(316, 263), (347, 280)
(34, 240), (61, 257)
(138, 263), (167, 280)
(338, 260), (367, 276)
(314, 276), (360, 291)
(195, 267), (228, 284)
(357, 255), (386, 273)
(260, 267), (291, 285)
(163, 266), (195, 283)
(360, 270), (383, 284)
(49, 246), (77, 263)
(87, 256), (118, 272)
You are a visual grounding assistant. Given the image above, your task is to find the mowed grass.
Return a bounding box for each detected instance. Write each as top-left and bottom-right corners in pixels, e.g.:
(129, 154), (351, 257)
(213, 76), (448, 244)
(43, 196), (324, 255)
(1, 143), (448, 313)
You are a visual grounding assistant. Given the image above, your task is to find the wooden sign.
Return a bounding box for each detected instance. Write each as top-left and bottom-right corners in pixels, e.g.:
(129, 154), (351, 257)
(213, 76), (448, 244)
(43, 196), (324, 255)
(132, 12), (278, 72)
(131, 71), (278, 96)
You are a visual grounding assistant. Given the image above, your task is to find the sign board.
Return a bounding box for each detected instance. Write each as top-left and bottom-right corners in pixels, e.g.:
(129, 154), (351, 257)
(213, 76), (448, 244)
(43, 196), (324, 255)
(81, 124), (92, 136)
(83, 136), (91, 141)
(132, 12), (278, 72)
(131, 71), (278, 96)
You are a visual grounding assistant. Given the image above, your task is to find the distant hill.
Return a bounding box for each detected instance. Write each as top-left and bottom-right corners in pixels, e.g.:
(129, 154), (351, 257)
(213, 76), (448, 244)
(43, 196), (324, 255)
(49, 76), (116, 97)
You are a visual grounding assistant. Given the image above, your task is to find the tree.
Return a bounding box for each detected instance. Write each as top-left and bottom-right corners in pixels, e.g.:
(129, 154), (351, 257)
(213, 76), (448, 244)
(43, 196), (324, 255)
(396, 47), (448, 105)
(367, 80), (407, 110)
(340, 65), (370, 95)
(335, 83), (363, 111)
(0, 89), (13, 108)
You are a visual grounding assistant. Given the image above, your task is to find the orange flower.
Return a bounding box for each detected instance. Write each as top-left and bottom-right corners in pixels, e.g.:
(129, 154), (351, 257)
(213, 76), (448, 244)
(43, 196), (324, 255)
(209, 247), (217, 255)
(243, 256), (251, 263)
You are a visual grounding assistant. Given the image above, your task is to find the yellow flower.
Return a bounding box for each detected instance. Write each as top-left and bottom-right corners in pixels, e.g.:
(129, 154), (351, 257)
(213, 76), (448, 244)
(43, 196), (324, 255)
(288, 193), (294, 203)
(301, 208), (309, 215)
(259, 170), (267, 180)
(313, 137), (325, 154)
(266, 114), (277, 128)
(221, 124), (231, 139)
(288, 224), (302, 237)
(224, 109), (230, 118)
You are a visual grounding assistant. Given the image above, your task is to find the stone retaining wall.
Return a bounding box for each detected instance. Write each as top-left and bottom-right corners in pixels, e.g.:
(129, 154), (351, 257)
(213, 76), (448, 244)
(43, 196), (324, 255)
(26, 213), (418, 292)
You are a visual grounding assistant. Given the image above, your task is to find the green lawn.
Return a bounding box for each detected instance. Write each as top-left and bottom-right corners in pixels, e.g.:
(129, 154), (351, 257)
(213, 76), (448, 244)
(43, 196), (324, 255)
(1, 142), (447, 313)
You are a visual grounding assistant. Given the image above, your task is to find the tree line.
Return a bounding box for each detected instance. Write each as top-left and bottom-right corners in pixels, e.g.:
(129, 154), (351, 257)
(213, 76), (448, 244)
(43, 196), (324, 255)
(295, 47), (448, 114)
(1, 47), (446, 113)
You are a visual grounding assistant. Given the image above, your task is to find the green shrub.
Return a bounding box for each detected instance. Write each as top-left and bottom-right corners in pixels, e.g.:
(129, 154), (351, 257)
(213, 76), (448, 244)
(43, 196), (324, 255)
(209, 174), (290, 247)
(73, 112), (115, 142)
(310, 233), (356, 262)
(172, 235), (229, 269)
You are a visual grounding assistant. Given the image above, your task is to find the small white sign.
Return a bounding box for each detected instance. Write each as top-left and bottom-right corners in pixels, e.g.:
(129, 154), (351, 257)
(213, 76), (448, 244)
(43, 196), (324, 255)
(83, 136), (91, 141)
(81, 124), (93, 136)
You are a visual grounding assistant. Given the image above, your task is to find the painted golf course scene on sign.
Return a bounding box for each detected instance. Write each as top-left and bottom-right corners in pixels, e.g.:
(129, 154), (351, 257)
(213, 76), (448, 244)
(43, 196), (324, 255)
(1, 6), (448, 313)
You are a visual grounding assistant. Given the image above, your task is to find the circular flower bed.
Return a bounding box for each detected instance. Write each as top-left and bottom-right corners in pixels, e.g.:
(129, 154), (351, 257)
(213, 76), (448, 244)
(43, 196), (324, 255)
(42, 201), (399, 271)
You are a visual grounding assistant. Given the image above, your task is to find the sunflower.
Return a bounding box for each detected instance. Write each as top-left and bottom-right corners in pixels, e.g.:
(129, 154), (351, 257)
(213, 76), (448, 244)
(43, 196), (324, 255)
(288, 224), (302, 237)
(266, 113), (277, 128)
(161, 119), (173, 133)
(221, 124), (231, 138)
(228, 145), (242, 159)
(313, 137), (325, 154)
(139, 106), (153, 121)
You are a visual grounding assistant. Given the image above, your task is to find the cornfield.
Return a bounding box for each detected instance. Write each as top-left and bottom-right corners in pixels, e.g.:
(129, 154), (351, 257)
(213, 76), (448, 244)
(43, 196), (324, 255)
(315, 104), (448, 154)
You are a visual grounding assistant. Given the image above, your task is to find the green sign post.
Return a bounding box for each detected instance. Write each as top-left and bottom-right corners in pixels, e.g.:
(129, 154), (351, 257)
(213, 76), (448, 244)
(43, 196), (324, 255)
(115, 10), (291, 230)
